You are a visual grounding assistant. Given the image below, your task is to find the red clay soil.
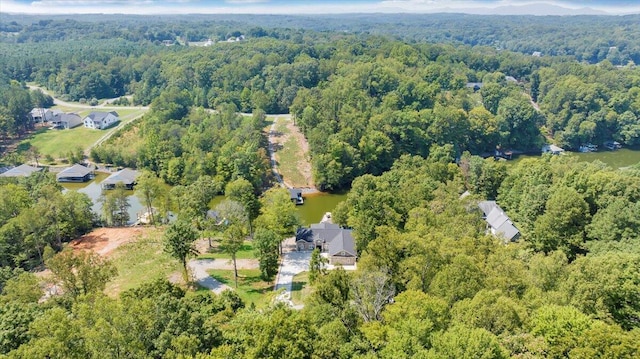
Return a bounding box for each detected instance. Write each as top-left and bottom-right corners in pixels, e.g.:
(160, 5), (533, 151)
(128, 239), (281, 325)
(69, 227), (149, 257)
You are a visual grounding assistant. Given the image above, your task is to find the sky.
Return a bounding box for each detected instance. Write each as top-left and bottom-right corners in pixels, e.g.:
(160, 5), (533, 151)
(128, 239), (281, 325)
(2, 0), (640, 15)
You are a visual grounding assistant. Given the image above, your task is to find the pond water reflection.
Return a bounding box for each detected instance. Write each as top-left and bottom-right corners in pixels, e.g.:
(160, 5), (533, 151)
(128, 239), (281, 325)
(61, 172), (143, 224)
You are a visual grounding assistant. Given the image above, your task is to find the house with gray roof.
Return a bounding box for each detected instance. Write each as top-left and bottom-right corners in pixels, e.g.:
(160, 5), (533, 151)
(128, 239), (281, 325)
(52, 113), (82, 129)
(56, 164), (93, 182)
(289, 188), (304, 205)
(0, 164), (43, 178)
(478, 200), (520, 242)
(101, 168), (138, 189)
(30, 108), (54, 123)
(84, 111), (119, 130)
(295, 222), (357, 265)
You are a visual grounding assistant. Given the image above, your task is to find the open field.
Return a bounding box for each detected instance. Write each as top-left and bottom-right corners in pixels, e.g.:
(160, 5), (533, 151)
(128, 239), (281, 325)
(290, 271), (312, 305)
(103, 227), (180, 296)
(269, 116), (315, 189)
(65, 227), (178, 297)
(20, 126), (106, 158)
(198, 240), (257, 260)
(206, 269), (274, 307)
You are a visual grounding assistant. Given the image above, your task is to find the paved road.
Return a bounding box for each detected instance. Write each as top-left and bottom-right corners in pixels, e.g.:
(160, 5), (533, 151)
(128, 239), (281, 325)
(188, 259), (232, 294)
(27, 84), (148, 110)
(274, 251), (311, 295)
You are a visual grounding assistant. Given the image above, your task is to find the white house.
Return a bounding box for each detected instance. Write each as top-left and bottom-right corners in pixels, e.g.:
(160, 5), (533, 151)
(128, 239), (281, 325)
(30, 108), (54, 123)
(84, 111), (120, 130)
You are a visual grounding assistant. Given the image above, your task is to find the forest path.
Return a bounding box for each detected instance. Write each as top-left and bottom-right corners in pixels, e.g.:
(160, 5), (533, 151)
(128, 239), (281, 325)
(266, 115), (318, 192)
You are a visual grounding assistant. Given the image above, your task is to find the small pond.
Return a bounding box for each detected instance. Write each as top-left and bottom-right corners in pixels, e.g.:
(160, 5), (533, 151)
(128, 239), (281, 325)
(61, 172), (144, 224)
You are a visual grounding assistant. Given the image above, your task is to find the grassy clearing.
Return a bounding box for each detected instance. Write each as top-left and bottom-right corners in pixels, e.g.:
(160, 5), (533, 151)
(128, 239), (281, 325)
(291, 271), (313, 305)
(198, 241), (256, 260)
(105, 228), (180, 297)
(207, 269), (274, 307)
(20, 126), (106, 158)
(273, 117), (308, 187)
(19, 108), (147, 159)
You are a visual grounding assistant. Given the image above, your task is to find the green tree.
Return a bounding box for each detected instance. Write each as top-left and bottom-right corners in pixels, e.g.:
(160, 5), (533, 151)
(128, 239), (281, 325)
(164, 220), (199, 282)
(529, 305), (593, 358)
(99, 184), (130, 227)
(532, 186), (589, 257)
(215, 199), (249, 288)
(225, 177), (260, 234)
(0, 272), (42, 304)
(429, 255), (485, 305)
(253, 228), (280, 281)
(45, 249), (117, 299)
(309, 248), (328, 284)
(255, 187), (300, 254)
(135, 170), (163, 225)
(0, 302), (40, 355)
(429, 324), (508, 359)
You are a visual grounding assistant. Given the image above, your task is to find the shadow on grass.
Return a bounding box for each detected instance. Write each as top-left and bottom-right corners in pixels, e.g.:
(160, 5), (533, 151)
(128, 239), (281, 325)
(291, 280), (306, 292)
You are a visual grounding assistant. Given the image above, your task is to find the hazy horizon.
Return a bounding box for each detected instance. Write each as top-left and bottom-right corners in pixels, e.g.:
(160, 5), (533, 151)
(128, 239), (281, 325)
(2, 0), (640, 16)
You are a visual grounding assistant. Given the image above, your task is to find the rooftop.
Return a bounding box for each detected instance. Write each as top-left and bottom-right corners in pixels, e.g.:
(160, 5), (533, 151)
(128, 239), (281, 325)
(0, 164), (42, 177)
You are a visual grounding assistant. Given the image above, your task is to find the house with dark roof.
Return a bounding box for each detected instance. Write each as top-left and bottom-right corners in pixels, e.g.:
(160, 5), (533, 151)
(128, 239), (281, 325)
(295, 222), (357, 265)
(84, 111), (119, 130)
(478, 201), (520, 242)
(102, 168), (138, 189)
(289, 188), (304, 205)
(0, 164), (43, 178)
(56, 164), (93, 182)
(51, 113), (82, 129)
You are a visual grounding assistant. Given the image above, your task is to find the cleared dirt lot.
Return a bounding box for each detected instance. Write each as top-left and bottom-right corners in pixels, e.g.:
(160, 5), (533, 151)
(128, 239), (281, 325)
(69, 227), (151, 256)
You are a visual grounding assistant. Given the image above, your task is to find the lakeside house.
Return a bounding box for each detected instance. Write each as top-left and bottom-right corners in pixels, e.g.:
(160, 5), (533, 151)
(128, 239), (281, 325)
(0, 164), (43, 178)
(289, 188), (304, 205)
(56, 164), (93, 182)
(101, 168), (138, 189)
(295, 222), (357, 265)
(478, 201), (520, 243)
(84, 111), (120, 130)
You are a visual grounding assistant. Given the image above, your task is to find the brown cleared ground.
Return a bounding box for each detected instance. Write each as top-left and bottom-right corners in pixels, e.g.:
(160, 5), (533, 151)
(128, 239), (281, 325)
(69, 227), (151, 257)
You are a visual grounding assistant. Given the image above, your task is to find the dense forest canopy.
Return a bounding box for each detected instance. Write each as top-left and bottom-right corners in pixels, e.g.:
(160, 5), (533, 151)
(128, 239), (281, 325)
(2, 14), (640, 189)
(3, 13), (640, 64)
(1, 13), (640, 358)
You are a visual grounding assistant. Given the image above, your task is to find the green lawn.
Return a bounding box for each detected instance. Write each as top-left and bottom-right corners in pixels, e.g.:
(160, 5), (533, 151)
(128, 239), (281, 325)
(105, 229), (180, 297)
(198, 241), (256, 260)
(206, 269), (274, 307)
(291, 271), (312, 305)
(19, 108), (147, 159)
(273, 117), (309, 187)
(20, 126), (106, 159)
